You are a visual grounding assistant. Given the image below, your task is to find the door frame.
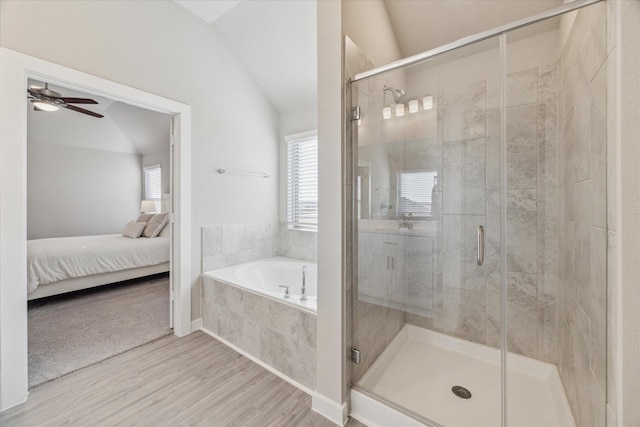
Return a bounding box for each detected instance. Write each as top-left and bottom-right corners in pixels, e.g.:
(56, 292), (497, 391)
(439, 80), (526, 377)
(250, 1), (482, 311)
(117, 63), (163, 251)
(0, 48), (192, 411)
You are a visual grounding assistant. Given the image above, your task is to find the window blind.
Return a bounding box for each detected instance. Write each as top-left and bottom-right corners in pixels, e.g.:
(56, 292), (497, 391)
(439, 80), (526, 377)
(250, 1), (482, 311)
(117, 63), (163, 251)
(397, 170), (437, 216)
(287, 134), (318, 231)
(144, 165), (162, 201)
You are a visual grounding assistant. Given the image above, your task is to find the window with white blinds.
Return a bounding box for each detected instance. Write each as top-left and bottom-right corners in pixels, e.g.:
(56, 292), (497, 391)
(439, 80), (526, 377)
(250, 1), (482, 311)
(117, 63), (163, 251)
(397, 170), (437, 216)
(143, 165), (162, 201)
(287, 131), (318, 231)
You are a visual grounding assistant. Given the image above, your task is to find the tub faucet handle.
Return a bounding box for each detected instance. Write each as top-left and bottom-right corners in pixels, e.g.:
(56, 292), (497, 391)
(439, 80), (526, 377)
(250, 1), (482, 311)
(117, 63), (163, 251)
(278, 285), (290, 299)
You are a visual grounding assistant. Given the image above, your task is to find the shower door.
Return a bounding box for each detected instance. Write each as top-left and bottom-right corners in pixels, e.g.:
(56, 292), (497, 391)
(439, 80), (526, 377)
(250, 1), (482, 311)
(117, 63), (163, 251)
(349, 2), (608, 425)
(350, 36), (504, 426)
(502, 3), (608, 426)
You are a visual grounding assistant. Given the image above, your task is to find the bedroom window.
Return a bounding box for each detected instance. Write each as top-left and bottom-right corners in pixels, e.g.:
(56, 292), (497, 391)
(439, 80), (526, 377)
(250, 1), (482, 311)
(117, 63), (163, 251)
(286, 131), (318, 231)
(143, 165), (162, 201)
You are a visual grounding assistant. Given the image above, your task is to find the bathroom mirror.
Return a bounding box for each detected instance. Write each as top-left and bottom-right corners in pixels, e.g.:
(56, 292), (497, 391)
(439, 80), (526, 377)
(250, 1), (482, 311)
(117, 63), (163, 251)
(358, 137), (441, 221)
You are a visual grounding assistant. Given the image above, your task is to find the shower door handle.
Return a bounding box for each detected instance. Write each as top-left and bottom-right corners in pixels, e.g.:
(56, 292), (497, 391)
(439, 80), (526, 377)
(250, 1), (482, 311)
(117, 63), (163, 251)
(477, 225), (484, 266)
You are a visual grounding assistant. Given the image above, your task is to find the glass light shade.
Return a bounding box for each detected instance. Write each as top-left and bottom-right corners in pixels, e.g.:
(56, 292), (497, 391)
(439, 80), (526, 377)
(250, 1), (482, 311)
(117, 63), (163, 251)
(382, 106), (391, 120)
(395, 103), (405, 117)
(33, 101), (59, 112)
(423, 96), (434, 110)
(408, 99), (419, 113)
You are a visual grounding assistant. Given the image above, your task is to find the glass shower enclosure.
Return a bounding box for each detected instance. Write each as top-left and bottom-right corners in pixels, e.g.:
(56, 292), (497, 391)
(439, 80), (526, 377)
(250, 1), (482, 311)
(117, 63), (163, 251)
(348, 1), (608, 426)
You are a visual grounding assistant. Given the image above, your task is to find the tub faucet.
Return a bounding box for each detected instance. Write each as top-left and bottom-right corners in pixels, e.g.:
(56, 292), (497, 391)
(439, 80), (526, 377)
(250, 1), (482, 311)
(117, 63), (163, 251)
(299, 265), (307, 301)
(278, 285), (290, 299)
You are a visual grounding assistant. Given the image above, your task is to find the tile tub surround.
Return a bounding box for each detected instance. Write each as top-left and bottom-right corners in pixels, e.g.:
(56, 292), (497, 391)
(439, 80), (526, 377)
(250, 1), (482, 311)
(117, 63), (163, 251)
(277, 224), (317, 263)
(201, 275), (317, 390)
(202, 222), (317, 273)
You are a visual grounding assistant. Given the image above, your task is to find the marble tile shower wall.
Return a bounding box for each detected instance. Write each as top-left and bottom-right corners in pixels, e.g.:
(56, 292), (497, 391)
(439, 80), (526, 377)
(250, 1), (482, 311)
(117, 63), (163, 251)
(405, 65), (559, 363)
(350, 55), (560, 383)
(201, 222), (317, 272)
(556, 4), (608, 427)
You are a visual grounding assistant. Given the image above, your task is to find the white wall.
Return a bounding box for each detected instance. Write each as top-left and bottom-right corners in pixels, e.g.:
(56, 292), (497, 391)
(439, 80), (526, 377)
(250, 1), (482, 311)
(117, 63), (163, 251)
(341, 0), (401, 67)
(27, 143), (141, 239)
(313, 0), (346, 424)
(0, 0), (279, 319)
(614, 1), (640, 425)
(312, 0), (402, 422)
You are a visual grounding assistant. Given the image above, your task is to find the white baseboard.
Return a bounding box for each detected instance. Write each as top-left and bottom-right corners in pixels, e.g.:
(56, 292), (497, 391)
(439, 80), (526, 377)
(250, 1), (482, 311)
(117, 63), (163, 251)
(200, 327), (313, 396)
(350, 388), (425, 427)
(312, 392), (348, 426)
(191, 318), (202, 332)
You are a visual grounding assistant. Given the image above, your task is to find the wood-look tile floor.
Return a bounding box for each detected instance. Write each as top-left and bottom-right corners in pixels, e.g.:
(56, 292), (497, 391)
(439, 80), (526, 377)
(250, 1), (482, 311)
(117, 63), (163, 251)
(1, 331), (367, 427)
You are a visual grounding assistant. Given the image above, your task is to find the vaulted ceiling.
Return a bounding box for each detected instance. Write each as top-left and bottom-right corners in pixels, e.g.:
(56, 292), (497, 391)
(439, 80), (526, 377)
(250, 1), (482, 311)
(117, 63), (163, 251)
(174, 0), (565, 116)
(27, 80), (171, 155)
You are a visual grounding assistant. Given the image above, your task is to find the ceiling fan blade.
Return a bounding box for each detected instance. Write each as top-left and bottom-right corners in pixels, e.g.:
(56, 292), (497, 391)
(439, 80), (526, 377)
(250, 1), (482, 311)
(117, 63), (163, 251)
(63, 104), (104, 118)
(58, 97), (99, 104)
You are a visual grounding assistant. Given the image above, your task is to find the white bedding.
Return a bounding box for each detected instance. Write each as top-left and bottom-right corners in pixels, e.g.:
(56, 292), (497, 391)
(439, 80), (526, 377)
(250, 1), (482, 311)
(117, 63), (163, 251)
(27, 234), (170, 293)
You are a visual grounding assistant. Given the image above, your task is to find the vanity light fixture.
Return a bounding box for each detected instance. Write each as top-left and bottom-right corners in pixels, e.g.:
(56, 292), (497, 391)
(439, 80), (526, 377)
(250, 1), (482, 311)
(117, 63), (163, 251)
(423, 96), (434, 110)
(382, 85), (433, 119)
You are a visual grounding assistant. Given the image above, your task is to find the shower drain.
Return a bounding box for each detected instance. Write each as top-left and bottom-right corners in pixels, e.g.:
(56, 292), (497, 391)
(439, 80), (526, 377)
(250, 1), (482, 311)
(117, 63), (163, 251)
(451, 385), (472, 399)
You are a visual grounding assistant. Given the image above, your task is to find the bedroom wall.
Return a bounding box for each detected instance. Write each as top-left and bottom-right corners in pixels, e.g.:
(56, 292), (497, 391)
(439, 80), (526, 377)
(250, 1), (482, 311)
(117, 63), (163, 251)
(0, 0), (280, 321)
(26, 84), (166, 240)
(27, 143), (142, 239)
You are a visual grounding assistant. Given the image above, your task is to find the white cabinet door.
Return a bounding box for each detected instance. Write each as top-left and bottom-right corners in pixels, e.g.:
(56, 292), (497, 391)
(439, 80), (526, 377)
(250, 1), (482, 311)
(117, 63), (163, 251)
(404, 235), (437, 316)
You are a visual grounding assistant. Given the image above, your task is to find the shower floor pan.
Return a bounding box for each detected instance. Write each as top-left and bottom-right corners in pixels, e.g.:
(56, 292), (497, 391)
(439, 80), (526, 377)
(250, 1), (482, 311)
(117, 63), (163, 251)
(351, 324), (574, 427)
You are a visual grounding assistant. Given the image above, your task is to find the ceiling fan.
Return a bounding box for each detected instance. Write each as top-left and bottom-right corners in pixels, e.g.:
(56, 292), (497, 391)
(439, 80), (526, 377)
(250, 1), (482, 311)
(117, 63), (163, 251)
(27, 83), (104, 118)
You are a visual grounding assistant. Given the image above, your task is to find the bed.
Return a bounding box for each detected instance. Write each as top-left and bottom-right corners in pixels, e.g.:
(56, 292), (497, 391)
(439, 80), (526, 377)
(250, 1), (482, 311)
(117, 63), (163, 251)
(27, 231), (170, 300)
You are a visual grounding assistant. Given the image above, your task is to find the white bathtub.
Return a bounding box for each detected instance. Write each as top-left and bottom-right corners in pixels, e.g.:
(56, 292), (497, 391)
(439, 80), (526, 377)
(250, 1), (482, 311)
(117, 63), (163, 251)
(203, 256), (317, 313)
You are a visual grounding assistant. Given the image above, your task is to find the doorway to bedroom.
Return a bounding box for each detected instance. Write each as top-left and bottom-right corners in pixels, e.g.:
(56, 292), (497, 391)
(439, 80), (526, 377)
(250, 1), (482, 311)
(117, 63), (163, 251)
(26, 80), (173, 388)
(0, 49), (192, 409)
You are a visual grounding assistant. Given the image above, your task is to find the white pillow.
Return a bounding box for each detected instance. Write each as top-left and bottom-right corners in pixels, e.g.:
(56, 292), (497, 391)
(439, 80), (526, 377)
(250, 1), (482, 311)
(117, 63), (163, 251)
(143, 213), (168, 238)
(159, 222), (170, 237)
(122, 221), (147, 239)
(136, 213), (155, 223)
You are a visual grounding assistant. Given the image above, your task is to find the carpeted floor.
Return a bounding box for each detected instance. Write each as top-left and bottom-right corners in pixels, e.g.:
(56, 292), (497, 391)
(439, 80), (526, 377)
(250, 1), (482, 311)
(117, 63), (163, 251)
(28, 273), (172, 388)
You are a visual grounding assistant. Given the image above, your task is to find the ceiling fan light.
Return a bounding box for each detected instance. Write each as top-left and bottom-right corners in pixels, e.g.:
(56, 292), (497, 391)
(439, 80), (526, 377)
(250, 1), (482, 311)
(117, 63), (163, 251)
(32, 101), (59, 112)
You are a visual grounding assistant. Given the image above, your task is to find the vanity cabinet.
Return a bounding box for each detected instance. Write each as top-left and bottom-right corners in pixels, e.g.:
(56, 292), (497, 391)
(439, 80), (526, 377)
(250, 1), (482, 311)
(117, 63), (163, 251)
(358, 230), (438, 316)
